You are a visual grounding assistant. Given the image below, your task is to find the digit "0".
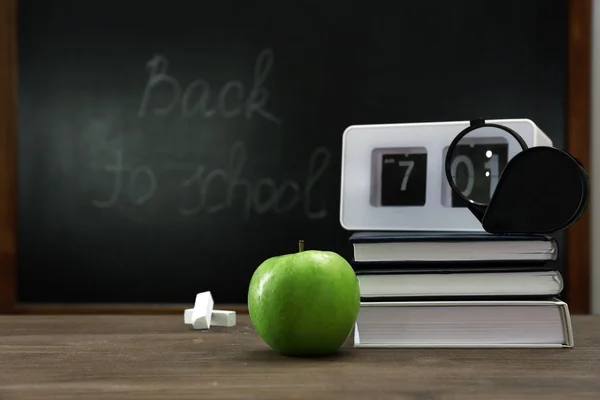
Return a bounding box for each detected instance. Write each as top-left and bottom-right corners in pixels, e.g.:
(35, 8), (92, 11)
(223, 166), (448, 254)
(450, 155), (475, 197)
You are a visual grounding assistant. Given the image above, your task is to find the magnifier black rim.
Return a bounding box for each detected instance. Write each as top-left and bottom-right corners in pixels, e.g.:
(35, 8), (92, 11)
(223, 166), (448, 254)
(444, 121), (529, 207)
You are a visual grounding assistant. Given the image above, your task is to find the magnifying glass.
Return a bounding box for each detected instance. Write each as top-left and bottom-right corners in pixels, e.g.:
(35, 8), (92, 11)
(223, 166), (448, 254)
(444, 119), (589, 234)
(444, 119), (528, 215)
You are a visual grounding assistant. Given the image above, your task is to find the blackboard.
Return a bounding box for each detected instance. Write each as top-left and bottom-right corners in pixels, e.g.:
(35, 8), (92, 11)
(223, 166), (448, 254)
(17, 0), (568, 304)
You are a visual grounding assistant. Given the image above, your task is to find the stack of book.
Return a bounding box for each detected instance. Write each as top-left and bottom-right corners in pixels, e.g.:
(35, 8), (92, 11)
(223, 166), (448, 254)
(351, 231), (574, 348)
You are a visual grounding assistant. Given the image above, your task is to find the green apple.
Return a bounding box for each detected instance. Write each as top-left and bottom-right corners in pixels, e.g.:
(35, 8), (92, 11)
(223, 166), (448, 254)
(248, 240), (360, 357)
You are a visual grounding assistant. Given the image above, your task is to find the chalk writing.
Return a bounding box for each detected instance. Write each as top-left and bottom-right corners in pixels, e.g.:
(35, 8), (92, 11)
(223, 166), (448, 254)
(92, 149), (124, 208)
(178, 141), (330, 220)
(138, 49), (282, 125)
(91, 142), (330, 220)
(92, 150), (158, 208)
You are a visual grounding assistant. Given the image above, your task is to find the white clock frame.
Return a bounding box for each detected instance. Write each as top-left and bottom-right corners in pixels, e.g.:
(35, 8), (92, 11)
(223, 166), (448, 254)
(339, 119), (553, 232)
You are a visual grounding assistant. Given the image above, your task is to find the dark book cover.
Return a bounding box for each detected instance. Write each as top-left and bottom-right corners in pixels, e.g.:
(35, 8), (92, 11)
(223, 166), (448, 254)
(349, 231), (555, 244)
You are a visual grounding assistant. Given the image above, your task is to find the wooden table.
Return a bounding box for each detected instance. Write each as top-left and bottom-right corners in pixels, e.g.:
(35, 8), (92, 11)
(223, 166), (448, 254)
(1, 315), (599, 399)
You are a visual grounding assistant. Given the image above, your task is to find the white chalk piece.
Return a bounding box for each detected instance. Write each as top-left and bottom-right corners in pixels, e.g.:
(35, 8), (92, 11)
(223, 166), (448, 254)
(191, 292), (214, 330)
(184, 308), (193, 325)
(211, 310), (236, 327)
(185, 308), (236, 327)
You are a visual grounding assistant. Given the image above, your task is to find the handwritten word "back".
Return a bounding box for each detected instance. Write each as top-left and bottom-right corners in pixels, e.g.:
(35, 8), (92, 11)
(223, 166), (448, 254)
(138, 49), (282, 125)
(92, 141), (330, 220)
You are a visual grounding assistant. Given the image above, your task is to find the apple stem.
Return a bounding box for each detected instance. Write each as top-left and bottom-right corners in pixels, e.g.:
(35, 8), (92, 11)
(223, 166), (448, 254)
(298, 240), (304, 252)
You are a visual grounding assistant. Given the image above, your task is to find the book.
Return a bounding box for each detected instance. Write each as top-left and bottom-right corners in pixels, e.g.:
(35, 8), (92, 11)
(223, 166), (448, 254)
(350, 231), (557, 263)
(355, 268), (563, 300)
(353, 298), (573, 348)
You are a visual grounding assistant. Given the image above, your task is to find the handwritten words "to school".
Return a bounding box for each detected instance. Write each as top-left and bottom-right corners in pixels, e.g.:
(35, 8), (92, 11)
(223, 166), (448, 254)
(91, 142), (331, 220)
(138, 48), (282, 125)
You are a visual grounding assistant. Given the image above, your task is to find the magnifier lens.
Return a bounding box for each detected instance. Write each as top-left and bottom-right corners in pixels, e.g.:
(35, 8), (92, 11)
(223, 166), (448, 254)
(447, 125), (524, 206)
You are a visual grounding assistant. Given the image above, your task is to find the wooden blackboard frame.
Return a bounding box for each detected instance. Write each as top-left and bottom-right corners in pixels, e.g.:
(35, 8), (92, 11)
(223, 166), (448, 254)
(0, 0), (592, 315)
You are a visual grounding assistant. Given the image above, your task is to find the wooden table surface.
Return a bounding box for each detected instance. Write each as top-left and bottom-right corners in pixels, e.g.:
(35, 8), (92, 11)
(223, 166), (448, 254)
(0, 314), (599, 400)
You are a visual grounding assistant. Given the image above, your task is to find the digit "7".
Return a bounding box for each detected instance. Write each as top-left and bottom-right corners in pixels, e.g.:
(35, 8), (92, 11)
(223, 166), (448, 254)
(398, 160), (414, 191)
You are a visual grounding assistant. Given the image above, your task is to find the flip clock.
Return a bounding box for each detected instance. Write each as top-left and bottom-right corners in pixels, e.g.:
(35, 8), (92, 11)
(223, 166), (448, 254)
(339, 119), (552, 231)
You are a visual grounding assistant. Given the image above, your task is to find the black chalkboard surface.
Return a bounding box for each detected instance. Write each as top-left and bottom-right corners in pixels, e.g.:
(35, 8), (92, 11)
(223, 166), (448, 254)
(17, 0), (568, 304)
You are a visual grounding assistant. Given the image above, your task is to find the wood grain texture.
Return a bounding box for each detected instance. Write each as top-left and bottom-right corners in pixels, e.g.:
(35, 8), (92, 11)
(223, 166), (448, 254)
(566, 0), (592, 314)
(0, 315), (599, 400)
(0, 0), (17, 313)
(11, 303), (248, 315)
